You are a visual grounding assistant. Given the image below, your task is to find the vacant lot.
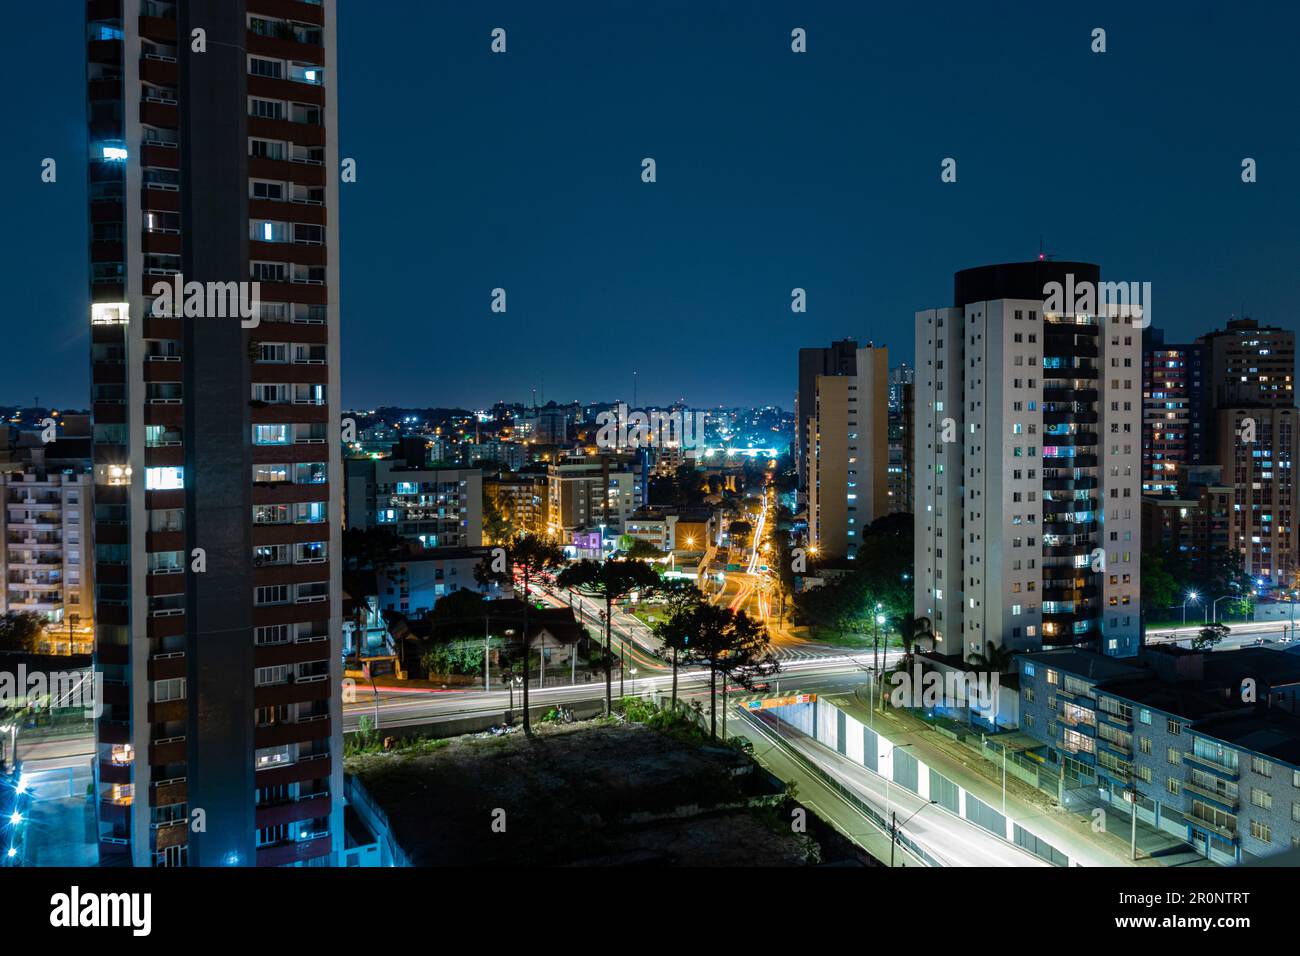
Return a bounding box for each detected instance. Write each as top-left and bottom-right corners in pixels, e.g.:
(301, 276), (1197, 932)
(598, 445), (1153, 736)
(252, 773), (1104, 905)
(348, 720), (824, 865)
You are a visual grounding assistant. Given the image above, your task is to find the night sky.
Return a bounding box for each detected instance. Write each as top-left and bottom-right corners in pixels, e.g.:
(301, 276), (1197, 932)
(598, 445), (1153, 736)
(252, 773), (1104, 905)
(5, 0), (1298, 411)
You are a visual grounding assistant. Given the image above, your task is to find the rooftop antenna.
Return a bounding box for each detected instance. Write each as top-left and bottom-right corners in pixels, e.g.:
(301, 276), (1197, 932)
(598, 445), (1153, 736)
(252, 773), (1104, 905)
(1037, 236), (1055, 262)
(633, 370), (637, 408)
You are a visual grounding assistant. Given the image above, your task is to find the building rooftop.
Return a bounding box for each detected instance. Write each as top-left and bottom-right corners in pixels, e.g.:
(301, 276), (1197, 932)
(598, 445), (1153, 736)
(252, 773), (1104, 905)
(1016, 648), (1146, 683)
(1188, 710), (1300, 768)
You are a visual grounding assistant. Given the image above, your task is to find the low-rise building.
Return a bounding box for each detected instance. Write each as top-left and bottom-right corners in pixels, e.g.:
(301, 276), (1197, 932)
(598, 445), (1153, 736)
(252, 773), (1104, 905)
(375, 547), (511, 618)
(1017, 644), (1300, 863)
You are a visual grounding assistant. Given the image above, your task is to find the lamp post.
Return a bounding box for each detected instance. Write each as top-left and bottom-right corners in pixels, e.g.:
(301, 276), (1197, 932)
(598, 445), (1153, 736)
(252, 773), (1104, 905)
(874, 610), (887, 712)
(882, 742), (913, 827)
(1181, 591), (1199, 628)
(891, 800), (938, 867)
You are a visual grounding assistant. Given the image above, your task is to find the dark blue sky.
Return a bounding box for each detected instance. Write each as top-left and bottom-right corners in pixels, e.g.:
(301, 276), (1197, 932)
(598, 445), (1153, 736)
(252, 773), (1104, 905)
(5, 0), (1298, 411)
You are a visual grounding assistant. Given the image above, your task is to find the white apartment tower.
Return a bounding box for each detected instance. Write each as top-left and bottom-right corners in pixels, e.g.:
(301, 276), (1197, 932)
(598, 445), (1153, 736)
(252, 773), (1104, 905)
(914, 263), (1142, 661)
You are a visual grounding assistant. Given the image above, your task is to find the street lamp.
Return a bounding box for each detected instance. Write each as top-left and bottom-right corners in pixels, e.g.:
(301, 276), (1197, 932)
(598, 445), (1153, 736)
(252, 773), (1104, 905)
(882, 742), (914, 827)
(873, 608), (887, 712)
(630, 667), (638, 696)
(891, 800), (938, 867)
(1182, 591), (1199, 627)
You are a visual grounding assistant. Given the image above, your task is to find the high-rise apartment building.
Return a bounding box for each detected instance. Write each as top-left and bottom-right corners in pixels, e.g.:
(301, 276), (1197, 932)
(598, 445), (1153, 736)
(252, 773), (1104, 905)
(914, 262), (1142, 661)
(88, 0), (342, 866)
(795, 339), (861, 493)
(887, 366), (914, 514)
(1196, 318), (1298, 586)
(801, 343), (889, 558)
(1141, 327), (1205, 496)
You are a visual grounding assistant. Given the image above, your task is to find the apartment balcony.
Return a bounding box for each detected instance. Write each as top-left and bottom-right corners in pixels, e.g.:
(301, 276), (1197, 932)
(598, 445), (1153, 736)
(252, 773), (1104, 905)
(247, 74), (324, 109)
(249, 195), (327, 225)
(1184, 750), (1240, 780)
(250, 403), (330, 427)
(254, 792), (331, 830)
(145, 572), (186, 597)
(254, 715), (332, 750)
(139, 56), (178, 86)
(148, 735), (187, 766)
(249, 238), (328, 268)
(147, 613), (186, 640)
(247, 0), (326, 27)
(146, 530), (185, 553)
(254, 677), (331, 710)
(251, 280), (327, 306)
(139, 100), (178, 129)
(1183, 778), (1239, 811)
(141, 186), (180, 213)
(143, 315), (183, 340)
(247, 31), (326, 67)
(98, 719), (132, 746)
(150, 777), (187, 808)
(254, 638), (333, 670)
(98, 759), (132, 786)
(254, 602), (329, 630)
(248, 155), (327, 188)
(146, 699), (187, 724)
(151, 820), (188, 852)
(256, 832), (331, 867)
(147, 651), (186, 682)
(247, 115), (327, 149)
(88, 38), (123, 66)
(139, 14), (178, 42)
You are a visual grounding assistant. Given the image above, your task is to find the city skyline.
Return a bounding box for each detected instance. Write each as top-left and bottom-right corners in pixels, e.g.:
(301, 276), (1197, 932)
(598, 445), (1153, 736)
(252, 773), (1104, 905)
(4, 0), (1300, 908)
(5, 1), (1300, 410)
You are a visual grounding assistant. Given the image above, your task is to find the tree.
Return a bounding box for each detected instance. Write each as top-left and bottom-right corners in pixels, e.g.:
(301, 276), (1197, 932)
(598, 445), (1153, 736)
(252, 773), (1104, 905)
(341, 526), (406, 571)
(651, 579), (705, 709)
(626, 538), (664, 560)
(425, 588), (488, 642)
(1141, 549), (1180, 613)
(967, 640), (1015, 674)
(474, 533), (565, 736)
(900, 615), (934, 664)
(681, 604), (779, 740)
(1193, 621), (1230, 651)
(0, 611), (44, 654)
(556, 558), (662, 716)
(481, 491), (512, 545)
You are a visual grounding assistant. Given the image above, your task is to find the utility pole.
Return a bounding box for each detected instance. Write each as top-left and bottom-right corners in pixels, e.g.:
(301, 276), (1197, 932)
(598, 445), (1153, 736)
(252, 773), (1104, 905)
(1128, 778), (1139, 861)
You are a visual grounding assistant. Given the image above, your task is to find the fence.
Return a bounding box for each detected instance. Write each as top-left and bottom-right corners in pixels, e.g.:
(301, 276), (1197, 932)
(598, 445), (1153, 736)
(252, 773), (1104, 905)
(737, 708), (942, 867)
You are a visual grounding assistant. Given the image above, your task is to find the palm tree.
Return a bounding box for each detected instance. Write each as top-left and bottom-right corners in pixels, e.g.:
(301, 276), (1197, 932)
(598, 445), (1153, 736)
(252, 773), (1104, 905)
(900, 615), (934, 665)
(556, 558), (662, 715)
(474, 533), (565, 736)
(967, 640), (1014, 674)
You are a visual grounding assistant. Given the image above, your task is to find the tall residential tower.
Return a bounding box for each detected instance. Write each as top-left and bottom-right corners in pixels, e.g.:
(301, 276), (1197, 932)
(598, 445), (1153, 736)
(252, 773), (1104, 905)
(799, 341), (889, 559)
(914, 262), (1142, 661)
(88, 0), (342, 866)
